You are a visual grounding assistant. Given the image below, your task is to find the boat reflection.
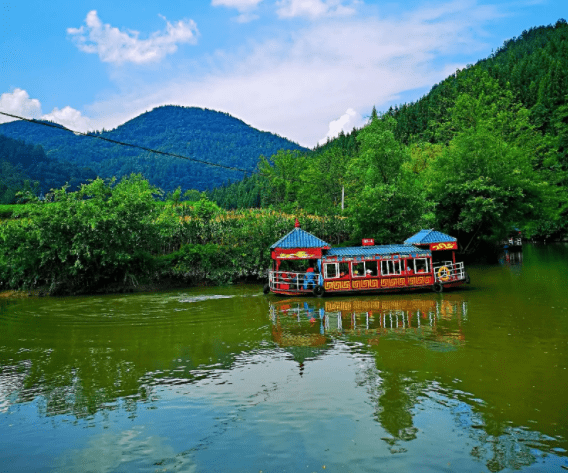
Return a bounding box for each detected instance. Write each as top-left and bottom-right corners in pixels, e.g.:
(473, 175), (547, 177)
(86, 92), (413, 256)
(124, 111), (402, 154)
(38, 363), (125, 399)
(269, 295), (467, 350)
(498, 249), (523, 267)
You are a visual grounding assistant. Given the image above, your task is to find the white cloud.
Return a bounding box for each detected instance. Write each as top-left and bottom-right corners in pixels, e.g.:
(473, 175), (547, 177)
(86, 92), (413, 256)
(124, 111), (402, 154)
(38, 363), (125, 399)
(84, 1), (499, 147)
(212, 0), (263, 22)
(235, 12), (260, 22)
(0, 89), (42, 123)
(0, 88), (91, 133)
(41, 106), (91, 132)
(318, 108), (364, 145)
(212, 0), (263, 9)
(67, 10), (199, 65)
(276, 0), (356, 19)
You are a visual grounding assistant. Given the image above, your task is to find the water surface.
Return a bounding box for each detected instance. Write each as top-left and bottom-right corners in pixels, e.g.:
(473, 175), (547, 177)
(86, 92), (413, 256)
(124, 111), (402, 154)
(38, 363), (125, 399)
(1, 244), (567, 472)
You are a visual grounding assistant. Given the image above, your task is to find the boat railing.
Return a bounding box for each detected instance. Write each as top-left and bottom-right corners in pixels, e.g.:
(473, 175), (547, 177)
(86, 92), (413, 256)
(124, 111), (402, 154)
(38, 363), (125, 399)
(268, 270), (320, 293)
(432, 262), (465, 282)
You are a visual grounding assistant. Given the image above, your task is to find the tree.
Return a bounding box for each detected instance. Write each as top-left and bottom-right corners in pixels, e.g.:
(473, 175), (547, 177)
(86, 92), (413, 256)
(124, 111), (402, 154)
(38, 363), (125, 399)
(0, 174), (163, 293)
(430, 117), (551, 247)
(345, 115), (426, 242)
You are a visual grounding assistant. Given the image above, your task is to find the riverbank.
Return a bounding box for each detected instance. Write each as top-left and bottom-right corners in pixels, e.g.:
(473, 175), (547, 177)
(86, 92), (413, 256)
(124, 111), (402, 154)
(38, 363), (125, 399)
(0, 275), (266, 298)
(0, 177), (351, 297)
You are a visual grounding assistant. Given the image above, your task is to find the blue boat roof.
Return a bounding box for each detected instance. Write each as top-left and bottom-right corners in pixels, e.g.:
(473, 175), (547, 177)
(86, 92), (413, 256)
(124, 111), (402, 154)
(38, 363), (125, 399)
(404, 229), (456, 245)
(271, 227), (331, 249)
(324, 244), (430, 259)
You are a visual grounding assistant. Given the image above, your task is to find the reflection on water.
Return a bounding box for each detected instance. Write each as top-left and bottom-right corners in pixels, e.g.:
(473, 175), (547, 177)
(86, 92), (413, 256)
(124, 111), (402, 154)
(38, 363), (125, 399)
(499, 250), (523, 268)
(270, 297), (466, 349)
(266, 290), (568, 471)
(1, 246), (568, 472)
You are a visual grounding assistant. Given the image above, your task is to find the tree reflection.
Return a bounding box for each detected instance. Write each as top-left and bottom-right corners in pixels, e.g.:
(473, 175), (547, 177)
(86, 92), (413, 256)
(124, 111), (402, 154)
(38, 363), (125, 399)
(0, 293), (270, 418)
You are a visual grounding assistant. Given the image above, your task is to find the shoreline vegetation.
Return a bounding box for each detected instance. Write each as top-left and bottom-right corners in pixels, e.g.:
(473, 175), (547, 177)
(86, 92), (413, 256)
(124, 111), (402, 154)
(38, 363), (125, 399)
(0, 175), (351, 296)
(0, 173), (564, 298)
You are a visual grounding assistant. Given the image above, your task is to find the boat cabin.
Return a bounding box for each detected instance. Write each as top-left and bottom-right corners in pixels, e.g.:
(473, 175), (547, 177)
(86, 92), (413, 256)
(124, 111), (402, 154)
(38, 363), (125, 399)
(266, 221), (469, 297)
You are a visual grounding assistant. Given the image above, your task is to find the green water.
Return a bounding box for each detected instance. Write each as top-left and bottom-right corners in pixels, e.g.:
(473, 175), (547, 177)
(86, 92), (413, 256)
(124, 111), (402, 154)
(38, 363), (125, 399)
(0, 244), (567, 472)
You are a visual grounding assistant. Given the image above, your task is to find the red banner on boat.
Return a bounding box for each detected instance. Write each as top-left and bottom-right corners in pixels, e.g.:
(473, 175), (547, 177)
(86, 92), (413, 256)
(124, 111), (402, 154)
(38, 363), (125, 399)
(362, 239), (375, 246)
(430, 242), (457, 251)
(273, 248), (323, 259)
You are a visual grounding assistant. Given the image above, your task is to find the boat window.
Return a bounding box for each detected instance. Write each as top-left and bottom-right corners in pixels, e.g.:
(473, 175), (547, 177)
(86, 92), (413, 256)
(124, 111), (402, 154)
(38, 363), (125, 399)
(381, 259), (402, 276)
(339, 262), (349, 277)
(352, 262), (365, 277)
(324, 263), (338, 279)
(394, 260), (401, 274)
(365, 260), (378, 276)
(415, 258), (429, 273)
(406, 259), (414, 272)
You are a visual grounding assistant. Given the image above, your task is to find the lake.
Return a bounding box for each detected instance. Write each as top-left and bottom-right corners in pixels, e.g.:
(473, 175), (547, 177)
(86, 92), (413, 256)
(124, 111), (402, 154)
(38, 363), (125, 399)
(1, 244), (567, 472)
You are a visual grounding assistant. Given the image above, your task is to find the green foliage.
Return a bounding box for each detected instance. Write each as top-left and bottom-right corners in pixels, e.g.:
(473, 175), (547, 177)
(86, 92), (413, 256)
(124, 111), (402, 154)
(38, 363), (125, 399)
(0, 175), (162, 292)
(345, 115), (426, 242)
(386, 20), (568, 144)
(0, 203), (33, 219)
(0, 176), (351, 293)
(429, 90), (554, 246)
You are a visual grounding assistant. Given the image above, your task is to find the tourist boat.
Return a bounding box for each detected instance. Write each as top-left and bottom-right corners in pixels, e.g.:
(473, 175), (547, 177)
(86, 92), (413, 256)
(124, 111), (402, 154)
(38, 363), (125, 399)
(500, 228), (523, 250)
(265, 219), (470, 297)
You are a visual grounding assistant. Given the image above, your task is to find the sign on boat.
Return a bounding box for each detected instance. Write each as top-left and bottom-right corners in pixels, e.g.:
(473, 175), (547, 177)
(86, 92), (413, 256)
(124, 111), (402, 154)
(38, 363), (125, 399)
(265, 219), (470, 297)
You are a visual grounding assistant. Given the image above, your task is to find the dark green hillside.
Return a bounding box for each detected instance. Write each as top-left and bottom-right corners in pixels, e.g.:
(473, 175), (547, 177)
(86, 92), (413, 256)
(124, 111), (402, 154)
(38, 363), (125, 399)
(0, 106), (306, 193)
(0, 134), (96, 204)
(387, 19), (568, 144)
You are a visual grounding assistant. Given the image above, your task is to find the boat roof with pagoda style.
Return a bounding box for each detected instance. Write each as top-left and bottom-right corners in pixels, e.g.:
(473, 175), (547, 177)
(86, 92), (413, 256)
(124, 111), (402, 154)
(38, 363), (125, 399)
(404, 229), (456, 244)
(270, 223), (459, 261)
(404, 229), (458, 251)
(270, 220), (332, 260)
(270, 227), (331, 250)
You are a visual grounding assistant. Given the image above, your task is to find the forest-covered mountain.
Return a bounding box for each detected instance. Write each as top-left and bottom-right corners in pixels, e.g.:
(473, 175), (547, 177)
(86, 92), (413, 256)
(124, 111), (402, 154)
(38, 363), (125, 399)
(0, 134), (96, 203)
(208, 19), (568, 244)
(314, 19), (568, 151)
(0, 106), (306, 200)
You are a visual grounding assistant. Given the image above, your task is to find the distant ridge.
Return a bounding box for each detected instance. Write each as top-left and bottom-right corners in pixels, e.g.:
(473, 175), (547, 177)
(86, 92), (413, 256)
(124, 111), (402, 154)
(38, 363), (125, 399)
(0, 105), (306, 192)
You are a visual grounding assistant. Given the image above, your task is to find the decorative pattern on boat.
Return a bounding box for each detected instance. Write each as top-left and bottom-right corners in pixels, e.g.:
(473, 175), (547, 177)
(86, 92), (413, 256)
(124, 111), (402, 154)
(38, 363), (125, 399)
(408, 276), (433, 285)
(381, 278), (406, 288)
(430, 242), (458, 251)
(352, 279), (380, 290)
(324, 280), (351, 291)
(277, 250), (319, 259)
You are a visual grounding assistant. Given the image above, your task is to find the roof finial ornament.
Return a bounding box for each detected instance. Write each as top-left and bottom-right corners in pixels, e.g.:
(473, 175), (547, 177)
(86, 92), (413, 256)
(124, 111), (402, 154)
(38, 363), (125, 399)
(294, 217), (300, 228)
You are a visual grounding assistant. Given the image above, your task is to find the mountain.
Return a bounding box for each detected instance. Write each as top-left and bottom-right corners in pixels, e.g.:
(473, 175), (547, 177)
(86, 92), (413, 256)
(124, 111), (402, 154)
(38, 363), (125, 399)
(310, 19), (568, 154)
(386, 19), (568, 145)
(0, 106), (306, 193)
(0, 134), (96, 203)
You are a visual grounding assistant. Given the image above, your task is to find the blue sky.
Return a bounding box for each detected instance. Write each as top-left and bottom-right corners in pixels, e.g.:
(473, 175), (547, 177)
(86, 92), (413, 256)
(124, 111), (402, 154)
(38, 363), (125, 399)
(0, 0), (565, 147)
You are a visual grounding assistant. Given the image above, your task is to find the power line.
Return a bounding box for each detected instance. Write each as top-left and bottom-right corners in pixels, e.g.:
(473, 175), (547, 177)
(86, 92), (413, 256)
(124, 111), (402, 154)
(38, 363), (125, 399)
(0, 111), (250, 175)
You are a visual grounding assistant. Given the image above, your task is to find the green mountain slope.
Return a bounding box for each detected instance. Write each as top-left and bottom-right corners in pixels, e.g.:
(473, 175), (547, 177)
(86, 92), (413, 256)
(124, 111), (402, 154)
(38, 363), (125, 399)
(386, 19), (568, 145)
(0, 106), (306, 193)
(0, 134), (96, 203)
